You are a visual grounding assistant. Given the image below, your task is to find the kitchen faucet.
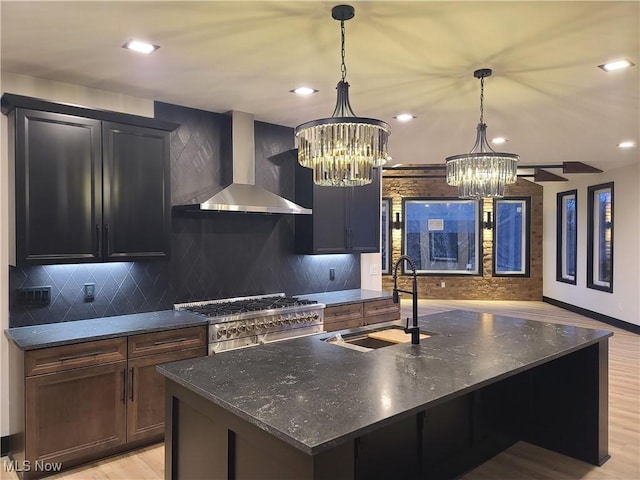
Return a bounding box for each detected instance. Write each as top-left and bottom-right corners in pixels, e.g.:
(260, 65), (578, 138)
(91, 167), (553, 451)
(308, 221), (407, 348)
(392, 255), (420, 345)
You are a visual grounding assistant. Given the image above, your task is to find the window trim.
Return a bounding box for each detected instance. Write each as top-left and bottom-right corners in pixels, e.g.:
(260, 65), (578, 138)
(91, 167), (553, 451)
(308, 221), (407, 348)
(492, 197), (531, 278)
(587, 182), (614, 293)
(402, 197), (482, 276)
(556, 189), (578, 285)
(381, 197), (392, 275)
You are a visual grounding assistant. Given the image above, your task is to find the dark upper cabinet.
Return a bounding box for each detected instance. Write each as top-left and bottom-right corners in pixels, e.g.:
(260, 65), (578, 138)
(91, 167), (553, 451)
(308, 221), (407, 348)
(102, 122), (170, 261)
(295, 163), (381, 254)
(4, 94), (175, 265)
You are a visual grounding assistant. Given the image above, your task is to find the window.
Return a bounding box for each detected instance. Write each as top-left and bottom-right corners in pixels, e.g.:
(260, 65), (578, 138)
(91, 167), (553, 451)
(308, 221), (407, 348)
(493, 198), (530, 276)
(381, 198), (391, 274)
(403, 198), (480, 275)
(587, 183), (613, 292)
(556, 190), (577, 284)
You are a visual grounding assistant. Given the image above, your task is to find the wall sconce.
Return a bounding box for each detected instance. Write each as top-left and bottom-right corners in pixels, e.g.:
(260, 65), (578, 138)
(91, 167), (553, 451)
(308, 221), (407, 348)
(393, 212), (403, 229)
(483, 211), (493, 230)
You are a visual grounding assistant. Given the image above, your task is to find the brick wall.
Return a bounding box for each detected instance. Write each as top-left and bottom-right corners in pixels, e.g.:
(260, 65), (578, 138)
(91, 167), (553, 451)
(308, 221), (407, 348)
(382, 175), (543, 300)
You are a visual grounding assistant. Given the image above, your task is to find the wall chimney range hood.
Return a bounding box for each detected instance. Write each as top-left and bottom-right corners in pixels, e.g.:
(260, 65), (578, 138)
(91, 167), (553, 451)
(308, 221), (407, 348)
(177, 111), (311, 215)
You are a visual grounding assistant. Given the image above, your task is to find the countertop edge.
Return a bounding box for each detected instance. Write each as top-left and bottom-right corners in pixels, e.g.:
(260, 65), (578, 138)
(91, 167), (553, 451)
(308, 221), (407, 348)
(5, 310), (209, 350)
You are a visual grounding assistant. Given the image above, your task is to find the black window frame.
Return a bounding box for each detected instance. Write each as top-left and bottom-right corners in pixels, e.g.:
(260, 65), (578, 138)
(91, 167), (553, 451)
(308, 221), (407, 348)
(587, 182), (614, 293)
(381, 197), (392, 275)
(556, 189), (578, 285)
(402, 197), (482, 276)
(492, 197), (531, 278)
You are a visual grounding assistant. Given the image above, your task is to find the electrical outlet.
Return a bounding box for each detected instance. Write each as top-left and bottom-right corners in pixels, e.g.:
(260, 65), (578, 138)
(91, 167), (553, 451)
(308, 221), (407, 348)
(329, 268), (336, 281)
(440, 281), (446, 288)
(17, 286), (51, 305)
(84, 283), (96, 302)
(369, 264), (379, 276)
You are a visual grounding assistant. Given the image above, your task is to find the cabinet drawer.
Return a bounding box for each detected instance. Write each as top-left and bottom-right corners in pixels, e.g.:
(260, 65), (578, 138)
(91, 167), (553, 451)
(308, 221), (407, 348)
(364, 298), (400, 325)
(324, 303), (364, 326)
(128, 326), (207, 358)
(25, 337), (127, 377)
(324, 318), (363, 333)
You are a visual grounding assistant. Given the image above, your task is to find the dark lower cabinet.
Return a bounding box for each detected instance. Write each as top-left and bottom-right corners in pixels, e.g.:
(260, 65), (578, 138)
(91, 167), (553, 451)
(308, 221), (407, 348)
(25, 360), (128, 466)
(11, 326), (207, 479)
(4, 95), (174, 265)
(295, 164), (380, 254)
(127, 347), (206, 443)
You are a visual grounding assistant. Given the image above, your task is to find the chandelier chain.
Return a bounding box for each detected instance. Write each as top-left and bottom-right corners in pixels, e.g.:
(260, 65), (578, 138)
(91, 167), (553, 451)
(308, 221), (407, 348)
(479, 76), (485, 125)
(340, 20), (347, 82)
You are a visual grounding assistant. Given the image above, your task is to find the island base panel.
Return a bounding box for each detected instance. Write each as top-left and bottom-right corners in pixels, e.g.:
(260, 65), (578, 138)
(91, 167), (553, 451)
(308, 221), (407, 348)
(164, 380), (354, 480)
(524, 339), (609, 466)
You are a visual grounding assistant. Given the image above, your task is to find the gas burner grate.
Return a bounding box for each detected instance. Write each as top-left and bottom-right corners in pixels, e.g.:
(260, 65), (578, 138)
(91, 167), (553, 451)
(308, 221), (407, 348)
(181, 296), (318, 318)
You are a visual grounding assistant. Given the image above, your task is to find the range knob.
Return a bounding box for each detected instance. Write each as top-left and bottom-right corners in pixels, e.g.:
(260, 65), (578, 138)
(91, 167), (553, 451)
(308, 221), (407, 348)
(219, 328), (228, 338)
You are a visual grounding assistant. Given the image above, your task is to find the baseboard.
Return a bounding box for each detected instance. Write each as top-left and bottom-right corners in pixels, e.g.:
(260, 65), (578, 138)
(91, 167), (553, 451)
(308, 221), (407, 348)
(1, 435), (8, 457)
(543, 297), (640, 334)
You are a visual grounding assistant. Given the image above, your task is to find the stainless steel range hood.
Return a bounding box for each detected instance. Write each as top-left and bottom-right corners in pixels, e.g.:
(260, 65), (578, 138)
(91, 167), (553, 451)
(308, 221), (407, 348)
(180, 111), (311, 215)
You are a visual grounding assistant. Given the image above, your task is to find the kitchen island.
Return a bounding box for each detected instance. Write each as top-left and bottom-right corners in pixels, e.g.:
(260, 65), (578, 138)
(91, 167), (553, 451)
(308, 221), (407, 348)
(157, 310), (611, 480)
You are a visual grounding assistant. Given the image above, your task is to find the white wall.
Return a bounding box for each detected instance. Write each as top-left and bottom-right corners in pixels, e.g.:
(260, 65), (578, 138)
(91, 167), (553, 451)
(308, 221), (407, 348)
(0, 73), (154, 439)
(542, 162), (640, 326)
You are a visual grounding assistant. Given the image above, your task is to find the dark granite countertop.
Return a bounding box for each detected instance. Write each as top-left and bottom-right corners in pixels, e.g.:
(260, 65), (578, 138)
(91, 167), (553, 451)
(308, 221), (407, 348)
(298, 288), (392, 307)
(157, 309), (612, 456)
(5, 310), (208, 350)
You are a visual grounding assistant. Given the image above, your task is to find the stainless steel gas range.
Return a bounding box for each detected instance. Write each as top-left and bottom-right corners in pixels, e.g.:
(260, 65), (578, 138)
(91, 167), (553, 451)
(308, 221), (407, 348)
(174, 294), (325, 354)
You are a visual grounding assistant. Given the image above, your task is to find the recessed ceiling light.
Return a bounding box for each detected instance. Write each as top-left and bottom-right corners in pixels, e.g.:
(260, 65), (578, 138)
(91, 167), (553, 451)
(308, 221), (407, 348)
(617, 140), (635, 148)
(290, 87), (318, 96)
(123, 39), (159, 55)
(393, 114), (416, 122)
(491, 137), (508, 144)
(598, 59), (635, 72)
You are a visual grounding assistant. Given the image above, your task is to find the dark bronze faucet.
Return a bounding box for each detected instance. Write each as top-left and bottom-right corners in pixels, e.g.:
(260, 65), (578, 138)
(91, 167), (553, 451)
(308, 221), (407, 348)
(392, 255), (420, 345)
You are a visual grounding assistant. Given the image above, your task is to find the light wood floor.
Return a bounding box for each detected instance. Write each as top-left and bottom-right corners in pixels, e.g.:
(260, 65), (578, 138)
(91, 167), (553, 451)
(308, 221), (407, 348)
(2, 301), (638, 480)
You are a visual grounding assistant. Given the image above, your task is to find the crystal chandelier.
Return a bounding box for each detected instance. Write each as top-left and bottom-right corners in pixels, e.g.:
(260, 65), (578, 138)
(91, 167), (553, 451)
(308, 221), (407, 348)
(295, 4), (390, 187)
(446, 68), (519, 198)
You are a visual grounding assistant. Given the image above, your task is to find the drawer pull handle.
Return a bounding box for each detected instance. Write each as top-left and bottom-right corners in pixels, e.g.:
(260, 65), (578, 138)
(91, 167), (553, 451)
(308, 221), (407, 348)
(122, 369), (127, 404)
(59, 351), (104, 361)
(153, 337), (188, 346)
(129, 368), (135, 402)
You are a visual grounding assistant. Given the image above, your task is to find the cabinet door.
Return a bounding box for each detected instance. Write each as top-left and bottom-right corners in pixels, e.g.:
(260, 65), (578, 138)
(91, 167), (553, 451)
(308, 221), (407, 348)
(15, 109), (102, 264)
(127, 347), (206, 443)
(312, 185), (349, 253)
(25, 361), (127, 466)
(102, 122), (170, 260)
(349, 168), (381, 253)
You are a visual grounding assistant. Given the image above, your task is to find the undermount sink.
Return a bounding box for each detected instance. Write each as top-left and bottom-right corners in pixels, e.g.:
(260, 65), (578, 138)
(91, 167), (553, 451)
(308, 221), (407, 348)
(324, 325), (435, 352)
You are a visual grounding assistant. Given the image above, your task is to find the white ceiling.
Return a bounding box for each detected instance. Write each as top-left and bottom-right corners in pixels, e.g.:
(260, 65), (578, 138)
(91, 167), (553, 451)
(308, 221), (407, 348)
(1, 1), (638, 172)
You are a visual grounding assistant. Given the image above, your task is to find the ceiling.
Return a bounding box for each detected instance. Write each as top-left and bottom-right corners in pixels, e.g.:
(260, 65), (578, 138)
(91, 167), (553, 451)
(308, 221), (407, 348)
(1, 1), (638, 173)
